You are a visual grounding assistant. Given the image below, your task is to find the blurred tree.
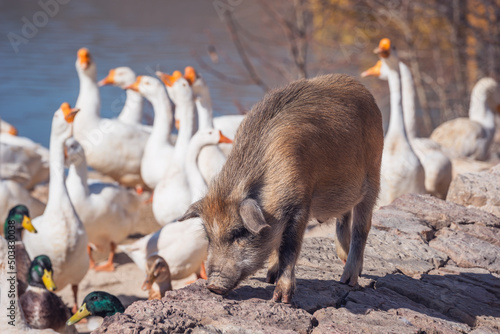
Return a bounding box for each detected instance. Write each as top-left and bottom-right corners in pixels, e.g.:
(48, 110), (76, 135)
(197, 0), (499, 129)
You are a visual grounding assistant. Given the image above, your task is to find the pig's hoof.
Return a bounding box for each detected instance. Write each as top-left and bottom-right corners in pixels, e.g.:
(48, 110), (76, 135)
(272, 286), (292, 304)
(339, 272), (358, 287)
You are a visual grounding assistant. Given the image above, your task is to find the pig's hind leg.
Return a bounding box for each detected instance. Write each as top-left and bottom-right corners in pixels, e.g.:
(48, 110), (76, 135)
(339, 192), (376, 286)
(335, 211), (352, 264)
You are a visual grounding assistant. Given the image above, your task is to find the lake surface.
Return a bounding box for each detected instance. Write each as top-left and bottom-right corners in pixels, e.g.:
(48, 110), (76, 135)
(0, 0), (264, 147)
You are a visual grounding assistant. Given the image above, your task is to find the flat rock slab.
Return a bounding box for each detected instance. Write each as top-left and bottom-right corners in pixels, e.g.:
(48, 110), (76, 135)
(96, 194), (500, 333)
(447, 164), (500, 218)
(430, 226), (500, 274)
(95, 279), (315, 334)
(378, 193), (500, 230)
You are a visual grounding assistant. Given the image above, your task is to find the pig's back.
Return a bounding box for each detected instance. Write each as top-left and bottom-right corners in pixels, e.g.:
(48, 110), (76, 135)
(215, 74), (383, 215)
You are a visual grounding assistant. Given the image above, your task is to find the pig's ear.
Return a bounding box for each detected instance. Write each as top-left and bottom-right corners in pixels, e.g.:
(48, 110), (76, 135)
(240, 198), (270, 235)
(179, 200), (201, 221)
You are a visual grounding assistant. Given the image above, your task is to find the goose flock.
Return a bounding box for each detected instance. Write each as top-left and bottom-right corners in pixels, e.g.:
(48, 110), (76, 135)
(1, 39), (499, 332)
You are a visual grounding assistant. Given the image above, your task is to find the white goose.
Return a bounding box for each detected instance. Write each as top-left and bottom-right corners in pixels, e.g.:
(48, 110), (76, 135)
(119, 217), (208, 283)
(430, 77), (500, 161)
(24, 103), (89, 313)
(126, 75), (175, 189)
(0, 180), (45, 222)
(120, 129), (231, 285)
(184, 66), (245, 140)
(0, 119), (18, 135)
(98, 66), (144, 125)
(186, 128), (233, 202)
(374, 50), (426, 207)
(0, 118), (46, 219)
(183, 66), (234, 183)
(73, 48), (149, 187)
(362, 38), (452, 199)
(0, 237), (58, 334)
(152, 76), (195, 225)
(65, 137), (140, 271)
(0, 130), (49, 190)
(157, 68), (244, 158)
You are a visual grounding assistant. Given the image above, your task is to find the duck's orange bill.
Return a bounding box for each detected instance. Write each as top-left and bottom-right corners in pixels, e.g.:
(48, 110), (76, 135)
(7, 125), (18, 136)
(373, 38), (391, 57)
(361, 60), (382, 78)
(218, 131), (233, 144)
(61, 102), (80, 123)
(77, 48), (91, 69)
(125, 76), (142, 92)
(184, 66), (197, 86)
(157, 70), (182, 87)
(98, 69), (116, 86)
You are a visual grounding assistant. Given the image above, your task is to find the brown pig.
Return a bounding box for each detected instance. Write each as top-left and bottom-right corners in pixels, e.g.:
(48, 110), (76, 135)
(180, 74), (384, 303)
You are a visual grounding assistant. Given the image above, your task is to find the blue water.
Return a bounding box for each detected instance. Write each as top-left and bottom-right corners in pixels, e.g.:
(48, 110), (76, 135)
(0, 0), (264, 147)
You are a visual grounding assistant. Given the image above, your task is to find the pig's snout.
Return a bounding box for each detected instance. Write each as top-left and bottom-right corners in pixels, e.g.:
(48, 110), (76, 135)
(206, 273), (234, 295)
(207, 283), (229, 295)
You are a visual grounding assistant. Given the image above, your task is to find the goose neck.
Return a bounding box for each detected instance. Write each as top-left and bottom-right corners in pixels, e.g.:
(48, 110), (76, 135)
(185, 136), (209, 202)
(195, 88), (214, 130)
(67, 157), (90, 199)
(47, 135), (71, 211)
(469, 89), (495, 130)
(174, 98), (195, 165)
(385, 62), (408, 141)
(149, 91), (173, 144)
(76, 71), (101, 123)
(399, 62), (419, 139)
(120, 89), (144, 123)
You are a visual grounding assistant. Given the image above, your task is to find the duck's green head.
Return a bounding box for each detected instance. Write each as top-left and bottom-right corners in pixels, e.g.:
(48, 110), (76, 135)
(66, 291), (125, 325)
(3, 204), (37, 241)
(28, 255), (57, 291)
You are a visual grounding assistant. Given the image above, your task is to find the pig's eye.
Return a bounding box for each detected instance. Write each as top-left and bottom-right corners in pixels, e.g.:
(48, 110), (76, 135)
(230, 227), (249, 242)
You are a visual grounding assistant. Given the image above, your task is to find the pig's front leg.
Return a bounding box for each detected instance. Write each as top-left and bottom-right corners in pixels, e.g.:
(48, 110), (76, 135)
(266, 247), (280, 284)
(271, 215), (308, 304)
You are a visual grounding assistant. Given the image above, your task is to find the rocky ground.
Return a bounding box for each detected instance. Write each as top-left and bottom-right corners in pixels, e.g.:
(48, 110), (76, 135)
(77, 164), (500, 334)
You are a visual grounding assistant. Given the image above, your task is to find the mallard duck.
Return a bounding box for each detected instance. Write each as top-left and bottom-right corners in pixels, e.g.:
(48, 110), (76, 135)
(66, 291), (125, 326)
(98, 67), (145, 126)
(73, 48), (149, 187)
(64, 137), (140, 271)
(20, 255), (75, 333)
(24, 103), (89, 313)
(0, 237), (58, 333)
(3, 204), (37, 296)
(142, 254), (172, 300)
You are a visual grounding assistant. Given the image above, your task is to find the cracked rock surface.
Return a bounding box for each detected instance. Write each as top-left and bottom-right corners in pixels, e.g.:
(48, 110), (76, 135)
(96, 192), (500, 334)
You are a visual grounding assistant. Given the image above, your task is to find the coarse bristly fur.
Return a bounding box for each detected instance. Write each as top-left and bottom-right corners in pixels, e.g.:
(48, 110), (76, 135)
(180, 73), (384, 303)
